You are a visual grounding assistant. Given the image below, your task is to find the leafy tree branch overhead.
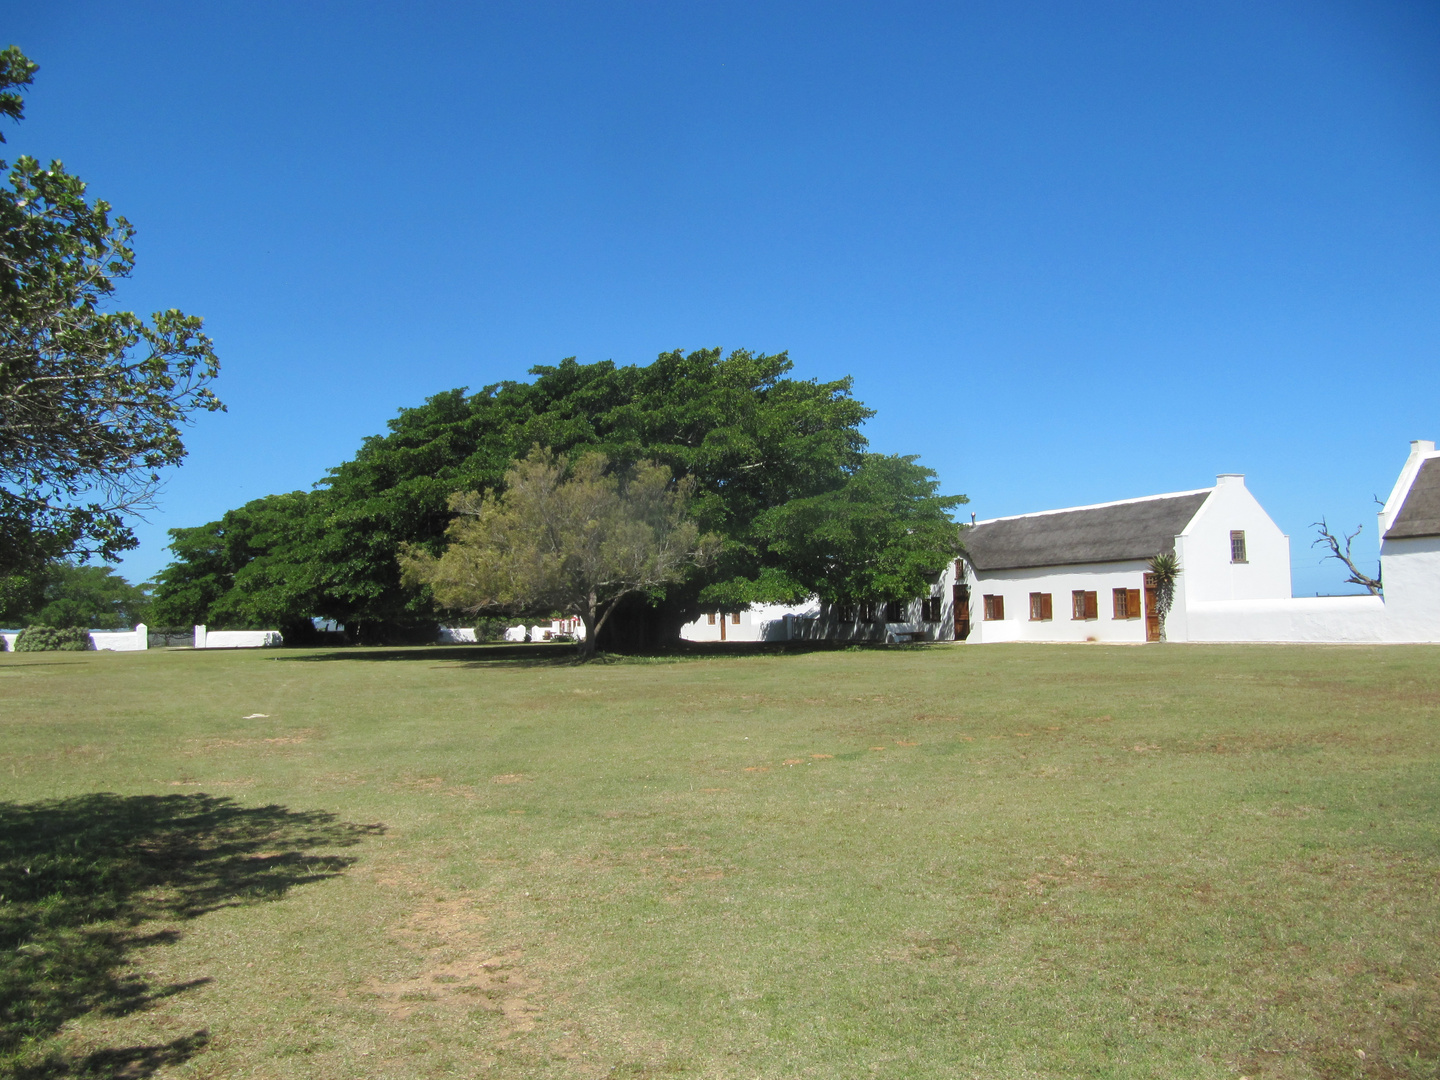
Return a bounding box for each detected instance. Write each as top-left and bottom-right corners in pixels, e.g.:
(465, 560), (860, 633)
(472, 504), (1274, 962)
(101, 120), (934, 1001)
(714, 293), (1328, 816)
(0, 46), (222, 578)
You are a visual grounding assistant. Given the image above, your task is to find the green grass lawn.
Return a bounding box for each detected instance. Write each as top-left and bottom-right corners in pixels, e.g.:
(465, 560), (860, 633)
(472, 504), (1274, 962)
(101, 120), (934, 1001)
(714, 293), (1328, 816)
(1, 642), (1437, 1080)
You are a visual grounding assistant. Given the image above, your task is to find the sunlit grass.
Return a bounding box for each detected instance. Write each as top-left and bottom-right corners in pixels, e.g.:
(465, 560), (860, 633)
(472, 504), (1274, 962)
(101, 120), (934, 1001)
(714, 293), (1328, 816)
(1, 642), (1437, 1078)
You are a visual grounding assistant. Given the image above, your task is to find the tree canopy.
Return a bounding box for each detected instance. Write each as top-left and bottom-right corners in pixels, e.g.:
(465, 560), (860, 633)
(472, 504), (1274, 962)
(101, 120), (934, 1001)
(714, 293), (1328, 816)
(152, 348), (964, 646)
(0, 559), (151, 630)
(0, 46), (223, 580)
(400, 447), (715, 658)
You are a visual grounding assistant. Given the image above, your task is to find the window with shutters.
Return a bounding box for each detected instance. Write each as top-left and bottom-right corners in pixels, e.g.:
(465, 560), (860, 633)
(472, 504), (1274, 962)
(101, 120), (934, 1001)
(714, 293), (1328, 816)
(859, 601), (878, 622)
(706, 612), (716, 625)
(1113, 588), (1128, 619)
(920, 597), (942, 622)
(731, 612), (740, 625)
(884, 599), (905, 622)
(836, 604), (856, 622)
(1072, 590), (1098, 620)
(1029, 593), (1053, 621)
(1230, 530), (1247, 563)
(983, 594), (1005, 620)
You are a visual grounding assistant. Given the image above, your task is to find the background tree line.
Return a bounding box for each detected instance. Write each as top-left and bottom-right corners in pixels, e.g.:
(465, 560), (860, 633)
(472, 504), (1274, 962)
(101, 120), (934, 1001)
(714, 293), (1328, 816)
(151, 349), (966, 647)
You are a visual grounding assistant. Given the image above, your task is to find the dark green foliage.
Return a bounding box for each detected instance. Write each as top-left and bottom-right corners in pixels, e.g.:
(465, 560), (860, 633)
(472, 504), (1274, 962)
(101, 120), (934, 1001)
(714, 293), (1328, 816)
(154, 349), (964, 644)
(149, 492), (322, 639)
(12, 625), (93, 651)
(0, 561), (150, 629)
(0, 793), (377, 1075)
(0, 47), (222, 580)
(753, 454), (966, 605)
(0, 46), (38, 138)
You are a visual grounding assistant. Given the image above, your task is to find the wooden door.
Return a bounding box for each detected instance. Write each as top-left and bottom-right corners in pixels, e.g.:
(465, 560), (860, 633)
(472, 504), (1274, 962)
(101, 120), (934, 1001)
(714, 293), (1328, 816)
(1143, 573), (1161, 642)
(954, 584), (971, 641)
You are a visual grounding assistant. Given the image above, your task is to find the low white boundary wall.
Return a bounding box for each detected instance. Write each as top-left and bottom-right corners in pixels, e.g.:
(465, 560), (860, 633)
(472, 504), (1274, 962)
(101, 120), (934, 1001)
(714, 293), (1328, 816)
(92, 624), (149, 651)
(194, 625), (283, 649)
(1, 624), (149, 651)
(1178, 596), (1389, 643)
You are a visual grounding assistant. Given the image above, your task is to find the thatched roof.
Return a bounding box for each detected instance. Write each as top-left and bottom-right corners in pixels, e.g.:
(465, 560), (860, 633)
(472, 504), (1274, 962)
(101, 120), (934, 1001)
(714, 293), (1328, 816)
(963, 491), (1211, 571)
(1385, 458), (1440, 539)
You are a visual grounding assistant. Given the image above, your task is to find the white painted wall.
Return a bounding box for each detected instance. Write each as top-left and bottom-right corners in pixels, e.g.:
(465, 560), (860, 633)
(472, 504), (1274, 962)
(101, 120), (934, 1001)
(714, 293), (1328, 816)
(1172, 444), (1440, 643)
(1182, 595), (1387, 642)
(194, 625), (283, 649)
(955, 560), (1153, 643)
(1172, 475), (1291, 605)
(682, 600), (821, 642)
(437, 627), (477, 643)
(1377, 536), (1440, 642)
(0, 625), (149, 651)
(91, 624), (149, 651)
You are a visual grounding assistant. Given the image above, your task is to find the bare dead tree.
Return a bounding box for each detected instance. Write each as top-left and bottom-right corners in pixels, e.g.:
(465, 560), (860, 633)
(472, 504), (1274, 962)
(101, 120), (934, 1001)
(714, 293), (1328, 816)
(1312, 519), (1382, 595)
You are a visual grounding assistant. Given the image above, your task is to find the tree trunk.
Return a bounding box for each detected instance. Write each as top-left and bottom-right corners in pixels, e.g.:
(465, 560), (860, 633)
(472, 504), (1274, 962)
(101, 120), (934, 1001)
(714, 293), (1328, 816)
(577, 592), (598, 661)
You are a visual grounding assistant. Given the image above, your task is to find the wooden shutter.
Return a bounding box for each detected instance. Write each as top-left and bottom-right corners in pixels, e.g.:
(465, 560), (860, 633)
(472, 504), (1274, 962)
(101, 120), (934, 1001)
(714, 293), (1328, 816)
(1041, 593), (1053, 620)
(995, 595), (1004, 621)
(1084, 591), (1098, 620)
(1127, 589), (1141, 619)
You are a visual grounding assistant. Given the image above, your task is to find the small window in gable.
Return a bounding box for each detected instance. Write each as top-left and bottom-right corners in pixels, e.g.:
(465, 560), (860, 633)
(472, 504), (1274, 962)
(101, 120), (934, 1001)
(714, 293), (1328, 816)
(1230, 530), (1247, 563)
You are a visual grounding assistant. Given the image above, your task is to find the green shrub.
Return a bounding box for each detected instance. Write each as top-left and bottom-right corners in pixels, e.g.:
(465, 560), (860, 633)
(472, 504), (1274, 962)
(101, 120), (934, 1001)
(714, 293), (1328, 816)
(14, 625), (95, 652)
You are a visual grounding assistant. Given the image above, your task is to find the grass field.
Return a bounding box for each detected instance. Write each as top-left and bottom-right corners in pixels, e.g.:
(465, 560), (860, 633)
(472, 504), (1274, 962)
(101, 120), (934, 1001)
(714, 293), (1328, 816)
(1, 642), (1437, 1080)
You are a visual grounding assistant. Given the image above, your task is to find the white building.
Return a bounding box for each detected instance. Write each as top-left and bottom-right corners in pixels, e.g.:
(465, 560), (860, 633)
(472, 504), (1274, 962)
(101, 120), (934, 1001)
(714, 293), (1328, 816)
(681, 600), (821, 643)
(1175, 440), (1440, 643)
(806, 439), (1440, 646)
(948, 471), (1289, 643)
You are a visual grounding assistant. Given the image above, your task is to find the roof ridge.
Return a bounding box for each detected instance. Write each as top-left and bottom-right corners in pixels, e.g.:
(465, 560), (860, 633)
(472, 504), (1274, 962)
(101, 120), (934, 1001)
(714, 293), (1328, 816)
(972, 487), (1215, 527)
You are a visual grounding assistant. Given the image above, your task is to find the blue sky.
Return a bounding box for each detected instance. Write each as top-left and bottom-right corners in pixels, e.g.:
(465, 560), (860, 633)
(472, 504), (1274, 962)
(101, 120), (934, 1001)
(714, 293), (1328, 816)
(10, 1), (1440, 595)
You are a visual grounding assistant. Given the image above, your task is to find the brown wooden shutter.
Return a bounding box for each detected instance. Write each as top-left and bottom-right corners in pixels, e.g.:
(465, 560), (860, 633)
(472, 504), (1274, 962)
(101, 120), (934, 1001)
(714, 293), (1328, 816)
(1084, 591), (1098, 620)
(1127, 589), (1141, 619)
(1041, 593), (1053, 620)
(995, 595), (1004, 620)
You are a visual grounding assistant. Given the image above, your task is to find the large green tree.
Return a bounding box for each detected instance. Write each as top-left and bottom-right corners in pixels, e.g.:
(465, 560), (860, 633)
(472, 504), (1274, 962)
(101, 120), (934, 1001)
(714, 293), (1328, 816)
(401, 447), (715, 658)
(0, 559), (151, 629)
(0, 46), (222, 580)
(148, 491), (322, 637)
(153, 349), (964, 646)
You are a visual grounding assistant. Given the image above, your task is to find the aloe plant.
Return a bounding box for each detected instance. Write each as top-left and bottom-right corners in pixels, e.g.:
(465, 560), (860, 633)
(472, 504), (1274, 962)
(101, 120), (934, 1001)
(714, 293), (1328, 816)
(1147, 553), (1182, 641)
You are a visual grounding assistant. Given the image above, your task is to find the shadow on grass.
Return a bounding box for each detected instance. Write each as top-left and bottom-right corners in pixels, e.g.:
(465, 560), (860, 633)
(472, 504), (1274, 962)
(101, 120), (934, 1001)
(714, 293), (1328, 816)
(275, 639), (935, 667)
(0, 793), (382, 1077)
